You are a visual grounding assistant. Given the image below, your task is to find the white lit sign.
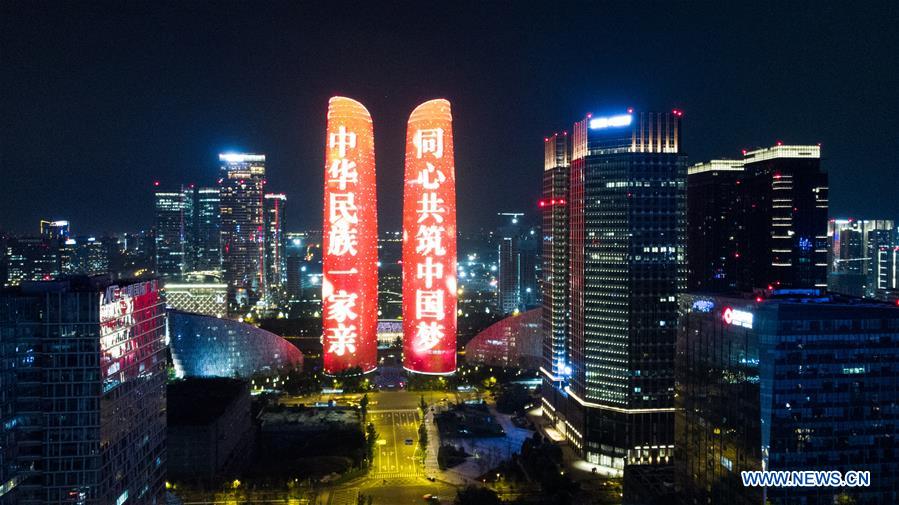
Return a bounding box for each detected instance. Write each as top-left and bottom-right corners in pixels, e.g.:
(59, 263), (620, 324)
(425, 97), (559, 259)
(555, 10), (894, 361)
(589, 114), (632, 129)
(722, 307), (753, 328)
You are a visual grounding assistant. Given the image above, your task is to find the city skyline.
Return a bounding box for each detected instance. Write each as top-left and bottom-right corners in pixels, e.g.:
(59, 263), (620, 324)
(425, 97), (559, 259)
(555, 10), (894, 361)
(3, 3), (899, 235)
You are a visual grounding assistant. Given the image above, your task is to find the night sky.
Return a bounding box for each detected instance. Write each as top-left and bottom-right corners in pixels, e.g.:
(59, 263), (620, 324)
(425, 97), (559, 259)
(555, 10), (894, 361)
(2, 1), (898, 236)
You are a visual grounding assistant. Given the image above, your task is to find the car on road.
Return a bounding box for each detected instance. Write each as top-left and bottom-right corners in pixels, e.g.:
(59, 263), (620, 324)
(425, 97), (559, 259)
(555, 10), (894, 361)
(404, 438), (414, 445)
(422, 494), (442, 503)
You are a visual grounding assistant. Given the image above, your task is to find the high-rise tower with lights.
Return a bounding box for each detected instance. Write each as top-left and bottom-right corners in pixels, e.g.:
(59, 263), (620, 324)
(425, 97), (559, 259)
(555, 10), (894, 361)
(219, 153), (266, 312)
(541, 109), (686, 471)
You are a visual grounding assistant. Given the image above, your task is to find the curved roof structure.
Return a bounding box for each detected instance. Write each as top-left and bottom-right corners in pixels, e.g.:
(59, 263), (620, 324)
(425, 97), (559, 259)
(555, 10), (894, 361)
(169, 310), (303, 378)
(464, 308), (542, 368)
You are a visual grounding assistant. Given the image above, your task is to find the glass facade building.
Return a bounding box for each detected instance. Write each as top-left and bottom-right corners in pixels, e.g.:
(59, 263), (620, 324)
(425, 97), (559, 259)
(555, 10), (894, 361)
(676, 292), (899, 505)
(541, 110), (686, 470)
(154, 186), (194, 278)
(742, 145), (828, 291)
(0, 277), (166, 505)
(168, 310), (303, 378)
(218, 153), (266, 312)
(262, 193), (286, 305)
(686, 160), (745, 292)
(193, 187), (222, 272)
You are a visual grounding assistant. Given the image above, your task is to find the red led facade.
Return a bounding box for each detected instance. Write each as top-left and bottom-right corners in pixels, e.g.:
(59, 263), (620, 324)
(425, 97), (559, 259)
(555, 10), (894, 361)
(402, 99), (457, 374)
(322, 97), (378, 374)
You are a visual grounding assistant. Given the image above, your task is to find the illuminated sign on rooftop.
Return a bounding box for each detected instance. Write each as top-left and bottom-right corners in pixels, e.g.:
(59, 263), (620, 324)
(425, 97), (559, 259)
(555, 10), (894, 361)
(722, 307), (753, 328)
(589, 114), (632, 130)
(219, 153), (266, 163)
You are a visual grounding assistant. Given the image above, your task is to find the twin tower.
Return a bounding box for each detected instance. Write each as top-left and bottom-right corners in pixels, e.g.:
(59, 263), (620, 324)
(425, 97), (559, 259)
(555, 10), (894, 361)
(322, 97), (457, 376)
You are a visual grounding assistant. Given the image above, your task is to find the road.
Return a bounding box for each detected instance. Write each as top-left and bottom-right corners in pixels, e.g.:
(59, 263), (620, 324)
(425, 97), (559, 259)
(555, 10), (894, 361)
(369, 409), (421, 479)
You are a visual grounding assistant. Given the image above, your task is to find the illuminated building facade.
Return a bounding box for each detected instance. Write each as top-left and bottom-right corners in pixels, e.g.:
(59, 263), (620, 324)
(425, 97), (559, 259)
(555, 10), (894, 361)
(0, 278), (166, 505)
(194, 186), (222, 272)
(686, 159), (745, 291)
(827, 219), (896, 298)
(154, 185), (195, 278)
(540, 132), (571, 415)
(2, 237), (60, 286)
(543, 109), (686, 470)
(168, 310), (303, 378)
(263, 193), (287, 303)
(676, 292), (899, 505)
(163, 279), (228, 317)
(322, 97), (378, 374)
(39, 219), (69, 240)
(61, 236), (109, 275)
(742, 145), (828, 290)
(402, 99), (458, 375)
(219, 153), (266, 312)
(465, 308), (542, 368)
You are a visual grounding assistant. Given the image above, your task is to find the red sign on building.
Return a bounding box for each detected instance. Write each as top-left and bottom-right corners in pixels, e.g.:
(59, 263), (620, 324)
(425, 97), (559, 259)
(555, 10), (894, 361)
(402, 99), (457, 374)
(322, 97), (378, 374)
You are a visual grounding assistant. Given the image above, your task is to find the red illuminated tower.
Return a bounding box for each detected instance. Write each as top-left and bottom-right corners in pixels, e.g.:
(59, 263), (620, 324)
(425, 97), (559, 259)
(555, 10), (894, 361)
(402, 99), (458, 374)
(322, 97), (379, 374)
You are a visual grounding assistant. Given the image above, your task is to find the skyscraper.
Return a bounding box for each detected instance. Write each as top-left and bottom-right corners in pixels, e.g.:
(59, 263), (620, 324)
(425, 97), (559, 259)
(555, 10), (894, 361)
(402, 99), (458, 375)
(263, 193), (287, 304)
(194, 186), (222, 272)
(542, 109), (686, 471)
(686, 159), (745, 291)
(219, 153), (266, 312)
(497, 212), (523, 314)
(540, 132), (570, 409)
(0, 277), (166, 505)
(153, 185), (194, 278)
(742, 145), (828, 290)
(39, 219), (69, 240)
(2, 237), (60, 286)
(827, 218), (896, 298)
(322, 98), (379, 374)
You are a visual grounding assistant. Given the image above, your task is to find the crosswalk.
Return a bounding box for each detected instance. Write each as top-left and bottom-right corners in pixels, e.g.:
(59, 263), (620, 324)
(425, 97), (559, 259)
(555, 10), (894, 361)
(327, 488), (358, 505)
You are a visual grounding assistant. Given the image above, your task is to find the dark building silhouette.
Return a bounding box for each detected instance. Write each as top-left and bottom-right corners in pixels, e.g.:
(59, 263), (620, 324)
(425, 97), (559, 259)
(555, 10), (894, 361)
(742, 145), (828, 290)
(686, 159), (745, 291)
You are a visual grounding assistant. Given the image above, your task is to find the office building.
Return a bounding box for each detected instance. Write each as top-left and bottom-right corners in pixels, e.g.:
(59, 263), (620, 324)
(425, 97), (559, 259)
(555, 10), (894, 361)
(742, 145), (828, 290)
(60, 236), (109, 276)
(263, 193), (287, 305)
(219, 153), (266, 312)
(540, 132), (571, 399)
(2, 237), (60, 286)
(39, 219), (69, 240)
(827, 219), (895, 298)
(497, 212), (523, 313)
(676, 291), (899, 505)
(541, 109), (686, 470)
(154, 185), (194, 278)
(194, 186), (222, 272)
(0, 277), (166, 505)
(686, 159), (745, 291)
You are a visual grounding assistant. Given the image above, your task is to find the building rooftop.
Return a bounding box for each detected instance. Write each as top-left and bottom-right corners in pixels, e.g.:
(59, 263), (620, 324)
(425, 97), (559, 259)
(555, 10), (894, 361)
(167, 377), (248, 426)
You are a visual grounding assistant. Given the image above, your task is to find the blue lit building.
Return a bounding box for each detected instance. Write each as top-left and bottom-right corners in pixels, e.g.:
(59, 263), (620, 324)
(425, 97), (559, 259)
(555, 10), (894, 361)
(168, 310), (302, 378)
(676, 291), (899, 505)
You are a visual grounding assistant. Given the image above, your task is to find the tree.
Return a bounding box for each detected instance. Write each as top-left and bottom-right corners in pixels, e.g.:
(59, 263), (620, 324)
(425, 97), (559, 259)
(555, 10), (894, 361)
(455, 486), (502, 505)
(420, 394), (428, 412)
(360, 393), (369, 421)
(419, 422), (429, 451)
(365, 422), (378, 464)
